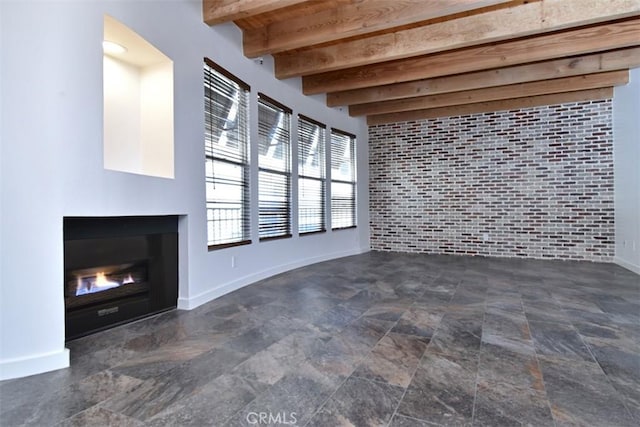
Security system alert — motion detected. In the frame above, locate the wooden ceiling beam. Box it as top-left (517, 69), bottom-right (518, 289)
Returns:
top-left (328, 47), bottom-right (640, 107)
top-left (367, 87), bottom-right (614, 125)
top-left (276, 0), bottom-right (640, 78)
top-left (350, 70), bottom-right (628, 116)
top-left (203, 0), bottom-right (309, 25)
top-left (242, 0), bottom-right (513, 58)
top-left (234, 1), bottom-right (349, 30)
top-left (303, 18), bottom-right (640, 95)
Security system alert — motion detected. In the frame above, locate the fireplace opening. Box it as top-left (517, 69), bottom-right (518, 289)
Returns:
top-left (64, 216), bottom-right (178, 341)
top-left (65, 262), bottom-right (148, 306)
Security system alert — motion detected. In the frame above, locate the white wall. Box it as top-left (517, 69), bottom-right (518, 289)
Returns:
top-left (613, 67), bottom-right (640, 274)
top-left (0, 0), bottom-right (369, 380)
top-left (103, 56), bottom-right (175, 178)
top-left (104, 56), bottom-right (143, 173)
top-left (140, 61), bottom-right (175, 178)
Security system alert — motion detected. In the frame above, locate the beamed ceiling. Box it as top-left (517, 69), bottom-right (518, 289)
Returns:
top-left (203, 0), bottom-right (640, 125)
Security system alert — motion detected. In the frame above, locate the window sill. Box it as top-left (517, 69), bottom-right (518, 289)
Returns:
top-left (299, 229), bottom-right (327, 236)
top-left (208, 239), bottom-right (252, 251)
top-left (259, 234), bottom-right (293, 242)
top-left (332, 226), bottom-right (357, 231)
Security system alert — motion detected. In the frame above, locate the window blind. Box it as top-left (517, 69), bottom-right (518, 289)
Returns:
top-left (204, 58), bottom-right (251, 248)
top-left (258, 94), bottom-right (292, 240)
top-left (298, 115), bottom-right (326, 234)
top-left (330, 128), bottom-right (357, 229)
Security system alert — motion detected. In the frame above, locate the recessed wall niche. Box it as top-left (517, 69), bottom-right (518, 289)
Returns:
top-left (103, 15), bottom-right (174, 179)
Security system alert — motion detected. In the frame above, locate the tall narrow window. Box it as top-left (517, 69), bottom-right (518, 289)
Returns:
top-left (258, 94), bottom-right (292, 240)
top-left (298, 115), bottom-right (326, 235)
top-left (331, 129), bottom-right (357, 229)
top-left (204, 59), bottom-right (251, 248)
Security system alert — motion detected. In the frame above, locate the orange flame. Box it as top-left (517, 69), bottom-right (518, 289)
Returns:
top-left (94, 272), bottom-right (119, 288)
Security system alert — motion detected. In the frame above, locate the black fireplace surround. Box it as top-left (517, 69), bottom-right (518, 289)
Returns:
top-left (64, 216), bottom-right (178, 340)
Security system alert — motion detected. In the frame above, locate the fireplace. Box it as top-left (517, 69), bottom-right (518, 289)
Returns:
top-left (64, 216), bottom-right (178, 340)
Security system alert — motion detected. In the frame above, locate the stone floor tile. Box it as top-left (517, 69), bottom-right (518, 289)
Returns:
top-left (472, 379), bottom-right (554, 427)
top-left (522, 299), bottom-right (572, 324)
top-left (340, 316), bottom-right (395, 349)
top-left (232, 329), bottom-right (326, 386)
top-left (528, 320), bottom-right (595, 362)
top-left (224, 315), bottom-right (302, 355)
top-left (0, 252), bottom-right (637, 427)
top-left (397, 351), bottom-right (477, 426)
top-left (58, 406), bottom-right (145, 427)
top-left (389, 414), bottom-right (435, 427)
top-left (306, 333), bottom-right (366, 379)
top-left (145, 374), bottom-right (267, 426)
top-left (352, 332), bottom-right (429, 388)
top-left (1, 370), bottom-right (141, 426)
top-left (308, 376), bottom-right (404, 426)
top-left (361, 303), bottom-right (408, 323)
top-left (538, 356), bottom-right (637, 426)
top-left (102, 346), bottom-right (250, 421)
top-left (477, 342), bottom-right (544, 391)
top-left (225, 362), bottom-right (341, 427)
top-left (391, 306), bottom-right (443, 339)
top-left (308, 304), bottom-right (365, 335)
top-left (428, 313), bottom-right (483, 359)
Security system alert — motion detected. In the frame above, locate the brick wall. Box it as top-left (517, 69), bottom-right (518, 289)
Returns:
top-left (368, 100), bottom-right (614, 261)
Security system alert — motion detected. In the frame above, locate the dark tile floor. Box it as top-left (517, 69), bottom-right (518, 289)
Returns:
top-left (1, 252), bottom-right (639, 426)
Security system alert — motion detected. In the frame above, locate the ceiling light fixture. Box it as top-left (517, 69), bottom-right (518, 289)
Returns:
top-left (102, 40), bottom-right (127, 55)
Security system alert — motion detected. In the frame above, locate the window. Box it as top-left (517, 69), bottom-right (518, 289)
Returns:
top-left (298, 115), bottom-right (326, 234)
top-left (258, 94), bottom-right (292, 240)
top-left (204, 59), bottom-right (251, 248)
top-left (331, 129), bottom-right (357, 229)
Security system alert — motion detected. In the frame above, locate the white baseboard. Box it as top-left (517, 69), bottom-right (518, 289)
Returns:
top-left (614, 256), bottom-right (640, 275)
top-left (178, 247), bottom-right (368, 310)
top-left (0, 348), bottom-right (70, 381)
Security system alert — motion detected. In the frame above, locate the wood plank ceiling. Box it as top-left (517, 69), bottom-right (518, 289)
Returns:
top-left (204, 0), bottom-right (640, 125)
